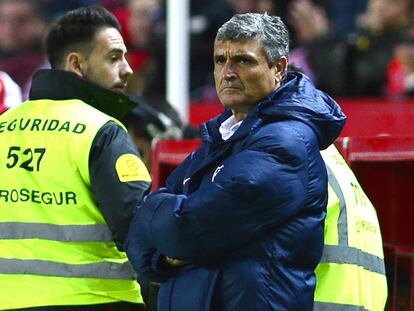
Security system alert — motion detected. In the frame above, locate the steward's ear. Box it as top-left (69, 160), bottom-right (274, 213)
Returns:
top-left (274, 56), bottom-right (288, 84)
top-left (64, 52), bottom-right (86, 77)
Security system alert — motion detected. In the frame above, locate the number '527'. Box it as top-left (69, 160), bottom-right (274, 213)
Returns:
top-left (6, 146), bottom-right (46, 172)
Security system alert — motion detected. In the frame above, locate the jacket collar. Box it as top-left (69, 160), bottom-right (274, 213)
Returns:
top-left (29, 69), bottom-right (136, 119)
top-left (200, 107), bottom-right (262, 146)
top-left (201, 71), bottom-right (346, 149)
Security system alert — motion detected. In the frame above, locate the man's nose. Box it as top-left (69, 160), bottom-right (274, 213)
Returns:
top-left (120, 59), bottom-right (133, 78)
top-left (222, 62), bottom-right (237, 80)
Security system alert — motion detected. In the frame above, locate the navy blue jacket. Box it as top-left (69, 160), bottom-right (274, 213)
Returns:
top-left (125, 72), bottom-right (346, 310)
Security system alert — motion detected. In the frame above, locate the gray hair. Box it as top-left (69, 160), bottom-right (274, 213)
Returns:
top-left (215, 13), bottom-right (289, 65)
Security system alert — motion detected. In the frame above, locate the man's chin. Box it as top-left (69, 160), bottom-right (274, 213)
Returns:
top-left (219, 95), bottom-right (246, 108)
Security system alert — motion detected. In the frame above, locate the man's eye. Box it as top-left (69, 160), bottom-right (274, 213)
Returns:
top-left (215, 57), bottom-right (225, 64)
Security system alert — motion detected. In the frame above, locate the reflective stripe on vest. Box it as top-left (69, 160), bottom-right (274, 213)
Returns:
top-left (322, 165), bottom-right (386, 276)
top-left (314, 302), bottom-right (370, 311)
top-left (0, 258), bottom-right (136, 280)
top-left (320, 245), bottom-right (385, 275)
top-left (0, 222), bottom-right (112, 241)
top-left (326, 165), bottom-right (348, 245)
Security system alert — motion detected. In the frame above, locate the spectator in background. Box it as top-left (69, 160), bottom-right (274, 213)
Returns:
top-left (0, 0), bottom-right (49, 97)
top-left (0, 70), bottom-right (22, 114)
top-left (288, 0), bottom-right (413, 97)
top-left (275, 0), bottom-right (367, 40)
top-left (329, 0), bottom-right (368, 38)
top-left (386, 26), bottom-right (414, 98)
top-left (113, 0), bottom-right (166, 97)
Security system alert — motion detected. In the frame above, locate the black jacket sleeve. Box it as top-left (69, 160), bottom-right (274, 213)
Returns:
top-left (89, 121), bottom-right (151, 250)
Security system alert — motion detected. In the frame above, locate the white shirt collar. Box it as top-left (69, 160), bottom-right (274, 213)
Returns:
top-left (219, 115), bottom-right (243, 140)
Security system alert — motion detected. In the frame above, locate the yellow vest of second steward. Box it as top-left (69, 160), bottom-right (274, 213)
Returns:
top-left (0, 99), bottom-right (143, 309)
top-left (314, 145), bottom-right (387, 311)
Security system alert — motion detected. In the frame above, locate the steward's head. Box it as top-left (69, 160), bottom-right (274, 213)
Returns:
top-left (46, 6), bottom-right (132, 92)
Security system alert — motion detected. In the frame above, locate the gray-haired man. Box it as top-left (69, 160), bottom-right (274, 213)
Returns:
top-left (126, 13), bottom-right (346, 311)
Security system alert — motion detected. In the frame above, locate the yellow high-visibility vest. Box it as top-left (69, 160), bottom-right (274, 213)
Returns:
top-left (315, 145), bottom-right (388, 311)
top-left (0, 99), bottom-right (145, 309)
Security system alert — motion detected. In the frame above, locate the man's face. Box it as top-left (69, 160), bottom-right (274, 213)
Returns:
top-left (81, 27), bottom-right (132, 92)
top-left (214, 39), bottom-right (278, 114)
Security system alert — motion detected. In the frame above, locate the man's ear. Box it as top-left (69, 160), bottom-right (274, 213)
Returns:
top-left (274, 56), bottom-right (288, 84)
top-left (65, 52), bottom-right (85, 77)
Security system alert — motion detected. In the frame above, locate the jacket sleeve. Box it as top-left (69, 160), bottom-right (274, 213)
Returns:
top-left (89, 121), bottom-right (151, 250)
top-left (127, 132), bottom-right (312, 264)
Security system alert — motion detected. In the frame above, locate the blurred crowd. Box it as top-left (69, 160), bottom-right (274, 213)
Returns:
top-left (1, 0), bottom-right (414, 106)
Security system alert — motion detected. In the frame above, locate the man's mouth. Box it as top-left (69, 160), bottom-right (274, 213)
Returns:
top-left (113, 83), bottom-right (126, 91)
top-left (221, 86), bottom-right (241, 91)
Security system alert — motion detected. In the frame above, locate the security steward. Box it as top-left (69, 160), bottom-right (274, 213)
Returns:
top-left (315, 145), bottom-right (388, 311)
top-left (0, 6), bottom-right (150, 311)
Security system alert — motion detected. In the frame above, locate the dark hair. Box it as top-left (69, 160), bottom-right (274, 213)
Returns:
top-left (45, 5), bottom-right (120, 68)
